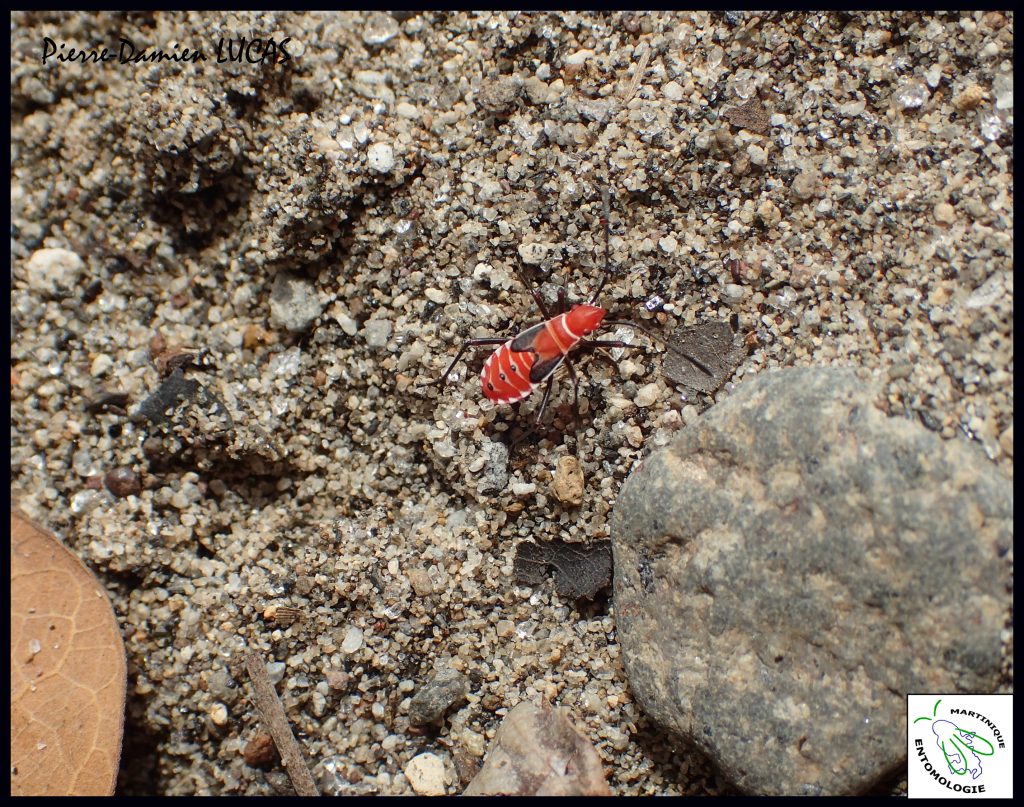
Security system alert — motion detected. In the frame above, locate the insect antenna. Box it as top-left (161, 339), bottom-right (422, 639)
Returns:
top-left (588, 182), bottom-right (614, 305)
top-left (603, 319), bottom-right (715, 378)
top-left (589, 167), bottom-right (714, 381)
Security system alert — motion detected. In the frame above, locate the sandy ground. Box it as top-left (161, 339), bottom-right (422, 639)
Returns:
top-left (10, 11), bottom-right (1012, 795)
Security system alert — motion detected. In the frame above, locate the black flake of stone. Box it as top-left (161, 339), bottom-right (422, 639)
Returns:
top-left (663, 321), bottom-right (746, 394)
top-left (85, 390), bottom-right (131, 415)
top-left (513, 539), bottom-right (612, 600)
top-left (638, 550), bottom-right (655, 594)
top-left (137, 367), bottom-right (226, 426)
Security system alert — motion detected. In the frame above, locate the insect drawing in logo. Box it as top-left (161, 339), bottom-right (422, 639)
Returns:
top-left (908, 695), bottom-right (1011, 797)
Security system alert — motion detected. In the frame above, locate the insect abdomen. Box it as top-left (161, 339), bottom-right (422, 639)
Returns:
top-left (481, 343), bottom-right (537, 404)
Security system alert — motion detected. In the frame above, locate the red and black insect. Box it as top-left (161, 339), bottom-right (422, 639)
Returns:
top-left (424, 187), bottom-right (711, 438)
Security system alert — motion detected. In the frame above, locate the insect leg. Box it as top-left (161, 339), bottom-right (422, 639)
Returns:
top-left (563, 356), bottom-right (581, 440)
top-left (576, 339), bottom-right (646, 376)
top-left (420, 337), bottom-right (508, 388)
top-left (583, 339), bottom-right (645, 350)
top-left (513, 263), bottom-right (553, 319)
top-left (533, 374), bottom-right (556, 430)
top-left (510, 375), bottom-right (555, 450)
top-left (602, 320), bottom-right (714, 377)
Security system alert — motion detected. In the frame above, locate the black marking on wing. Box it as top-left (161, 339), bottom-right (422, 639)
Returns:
top-left (509, 322), bottom-right (546, 353)
top-left (530, 353), bottom-right (565, 384)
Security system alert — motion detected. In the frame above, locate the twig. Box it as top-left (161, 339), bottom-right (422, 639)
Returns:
top-left (598, 43), bottom-right (653, 155)
top-left (244, 650), bottom-right (319, 796)
top-left (621, 43), bottom-right (651, 108)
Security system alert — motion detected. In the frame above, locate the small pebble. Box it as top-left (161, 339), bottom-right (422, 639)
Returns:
top-left (407, 568), bottom-right (433, 597)
top-left (517, 242), bottom-right (549, 265)
top-left (209, 702), bottom-right (229, 727)
top-left (840, 99), bottom-right (866, 116)
top-left (265, 662), bottom-right (286, 685)
top-left (933, 202), bottom-right (956, 224)
top-left (395, 102), bottom-right (419, 119)
top-left (722, 283), bottom-right (746, 303)
top-left (24, 247), bottom-right (84, 293)
top-left (477, 441), bottom-right (509, 494)
top-left (981, 11), bottom-right (1006, 29)
top-left (634, 383), bottom-right (661, 409)
top-left (747, 144), bottom-right (767, 167)
top-left (998, 425), bottom-right (1013, 458)
top-left (207, 670), bottom-right (239, 704)
top-left (662, 80), bottom-right (684, 101)
top-left (70, 489), bottom-right (105, 515)
top-left (342, 625), bottom-right (364, 653)
top-left (104, 467), bottom-right (141, 498)
top-left (363, 319), bottom-right (392, 350)
top-left (477, 77), bottom-right (521, 114)
top-left (269, 272), bottom-right (323, 334)
top-left (953, 84), bottom-right (986, 112)
top-left (757, 199), bottom-right (782, 226)
top-left (495, 619), bottom-right (515, 638)
top-left (552, 456), bottom-right (585, 506)
top-left (243, 731), bottom-right (277, 768)
top-left (325, 669), bottom-right (349, 690)
top-left (790, 170), bottom-right (818, 200)
top-left (461, 730), bottom-right (486, 758)
top-left (242, 324), bottom-right (272, 349)
top-left (362, 11), bottom-right (399, 45)
top-left (405, 752), bottom-right (447, 796)
top-left (367, 142), bottom-right (395, 173)
top-left (894, 80), bottom-right (929, 110)
top-left (409, 668), bottom-right (469, 725)
top-left (90, 353), bottom-right (113, 377)
top-left (564, 48), bottom-right (595, 66)
top-left (625, 424), bottom-right (645, 448)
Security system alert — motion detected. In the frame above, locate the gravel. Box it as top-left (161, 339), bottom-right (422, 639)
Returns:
top-left (11, 10), bottom-right (1012, 797)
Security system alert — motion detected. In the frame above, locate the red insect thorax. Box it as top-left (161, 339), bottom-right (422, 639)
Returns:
top-left (564, 304), bottom-right (607, 338)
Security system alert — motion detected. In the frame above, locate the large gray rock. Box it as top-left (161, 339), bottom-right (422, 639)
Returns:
top-left (612, 367), bottom-right (1012, 795)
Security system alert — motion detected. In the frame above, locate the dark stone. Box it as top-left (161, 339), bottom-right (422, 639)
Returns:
top-left (408, 668), bottom-right (469, 726)
top-left (104, 467), bottom-right (141, 498)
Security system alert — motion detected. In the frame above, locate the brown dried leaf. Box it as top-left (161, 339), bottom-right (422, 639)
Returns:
top-left (663, 321), bottom-right (747, 394)
top-left (10, 510), bottom-right (126, 796)
top-left (513, 539), bottom-right (611, 600)
top-left (723, 97), bottom-right (770, 134)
